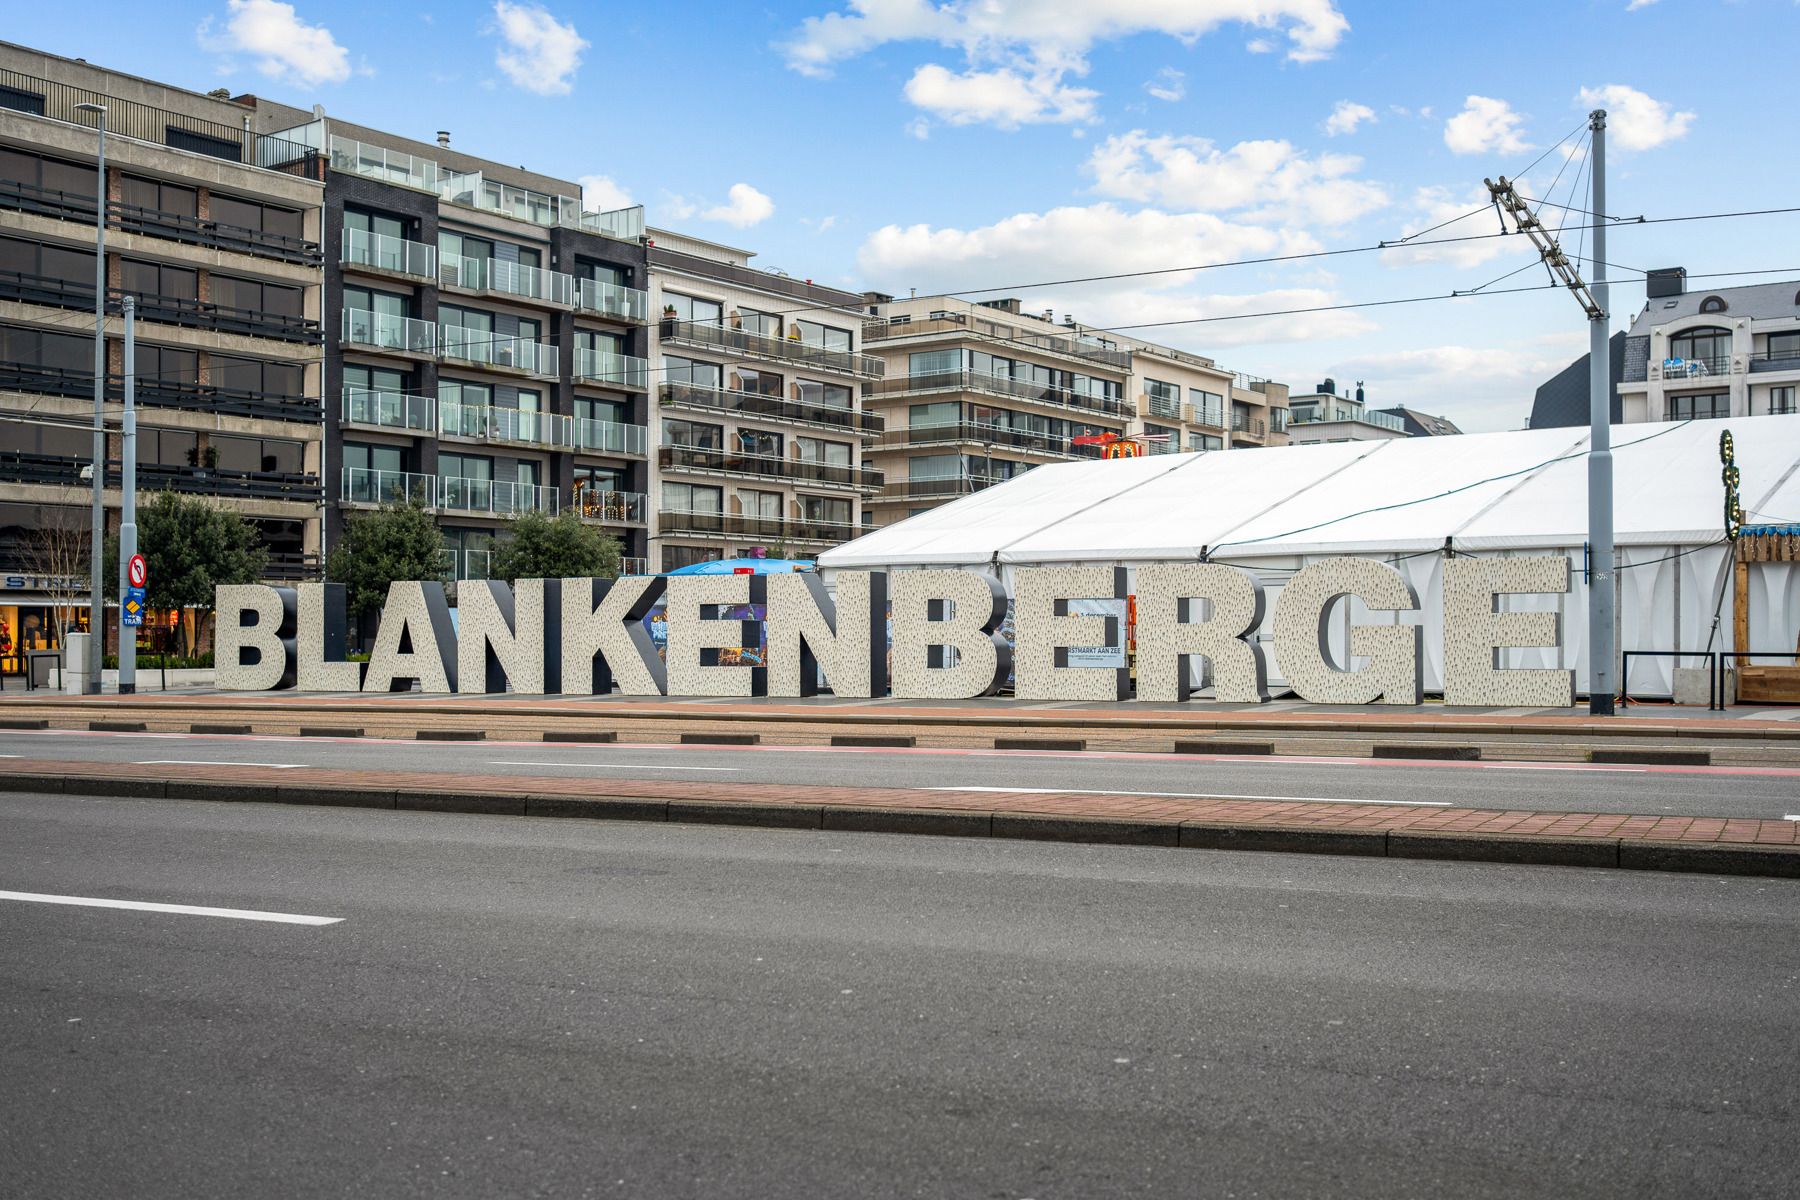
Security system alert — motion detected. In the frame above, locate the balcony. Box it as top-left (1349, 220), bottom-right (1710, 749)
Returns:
top-left (439, 255), bottom-right (575, 307)
top-left (875, 421), bottom-right (1102, 459)
top-left (658, 444), bottom-right (882, 490)
top-left (862, 370), bottom-right (1131, 420)
top-left (656, 510), bottom-right (861, 544)
top-left (438, 475), bottom-right (559, 516)
top-left (574, 418), bottom-right (648, 456)
top-left (438, 400), bottom-right (572, 450)
top-left (1658, 354), bottom-right (1734, 380)
top-left (659, 319), bottom-right (885, 378)
top-left (108, 201), bottom-right (320, 266)
top-left (1232, 414), bottom-right (1268, 439)
top-left (0, 453), bottom-right (320, 501)
top-left (576, 278), bottom-right (650, 323)
top-left (863, 313), bottom-right (1132, 371)
top-left (341, 227), bottom-right (436, 280)
top-left (1, 363), bottom-right (317, 423)
top-left (327, 135), bottom-right (441, 192)
top-left (1185, 401), bottom-right (1225, 429)
top-left (341, 467), bottom-right (435, 507)
top-left (0, 269), bottom-right (95, 311)
top-left (264, 552), bottom-right (324, 582)
top-left (0, 177), bottom-right (98, 223)
top-left (341, 388), bottom-right (433, 432)
top-left (620, 556), bottom-right (650, 576)
top-left (574, 347), bottom-right (650, 390)
top-left (872, 475), bottom-right (996, 503)
top-left (115, 288), bottom-right (320, 344)
top-left (342, 309), bottom-right (438, 356)
top-left (572, 489), bottom-right (646, 524)
top-left (1287, 407), bottom-right (1402, 434)
top-left (438, 327), bottom-right (559, 379)
top-left (1750, 348), bottom-right (1800, 375)
top-left (657, 382), bottom-right (882, 437)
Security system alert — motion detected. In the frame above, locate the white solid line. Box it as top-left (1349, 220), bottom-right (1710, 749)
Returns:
top-left (923, 786), bottom-right (1451, 807)
top-left (0, 890), bottom-right (342, 925)
top-left (487, 761), bottom-right (740, 772)
top-left (1784, 815), bottom-right (1800, 822)
top-left (135, 760), bottom-right (304, 768)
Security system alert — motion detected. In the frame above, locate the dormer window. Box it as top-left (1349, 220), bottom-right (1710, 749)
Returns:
top-left (1698, 295), bottom-right (1728, 314)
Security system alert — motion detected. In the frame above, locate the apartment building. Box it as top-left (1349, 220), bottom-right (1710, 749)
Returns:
top-left (857, 295), bottom-right (1289, 526)
top-left (0, 43), bottom-right (326, 668)
top-left (234, 100), bottom-right (654, 581)
top-left (1533, 272), bottom-right (1800, 429)
top-left (648, 231), bottom-right (884, 569)
top-left (1285, 381), bottom-right (1409, 444)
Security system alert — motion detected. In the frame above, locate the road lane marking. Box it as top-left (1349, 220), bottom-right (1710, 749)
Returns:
top-left (488, 761), bottom-right (741, 772)
top-left (923, 786), bottom-right (1452, 807)
top-left (0, 890), bottom-right (341, 925)
top-left (1785, 815), bottom-right (1800, 821)
top-left (135, 760), bottom-right (304, 768)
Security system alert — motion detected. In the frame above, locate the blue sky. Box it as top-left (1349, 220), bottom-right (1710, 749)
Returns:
top-left (11, 1), bottom-right (1798, 430)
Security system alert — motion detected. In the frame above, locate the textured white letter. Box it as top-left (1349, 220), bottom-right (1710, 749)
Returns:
top-left (363, 581), bottom-right (457, 694)
top-left (1134, 564), bottom-right (1268, 703)
top-left (1442, 557), bottom-right (1574, 707)
top-left (664, 574), bottom-right (767, 698)
top-left (216, 584), bottom-right (294, 690)
top-left (889, 570), bottom-right (1010, 699)
top-left (560, 576), bottom-right (666, 696)
top-left (766, 571), bottom-right (887, 698)
top-left (296, 582), bottom-right (362, 692)
top-left (1013, 566), bottom-right (1129, 701)
top-left (1273, 559), bottom-right (1421, 705)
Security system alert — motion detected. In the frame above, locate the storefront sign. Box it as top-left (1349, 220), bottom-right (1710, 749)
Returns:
top-left (217, 558), bottom-right (1577, 707)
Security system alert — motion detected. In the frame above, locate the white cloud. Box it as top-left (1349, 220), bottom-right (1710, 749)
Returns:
top-left (1085, 131), bottom-right (1389, 227)
top-left (1576, 84), bottom-right (1694, 151)
top-left (1388, 184), bottom-right (1524, 268)
top-left (702, 183), bottom-right (775, 228)
top-left (815, 215), bottom-right (839, 233)
top-left (1321, 335), bottom-right (1587, 431)
top-left (905, 116), bottom-right (932, 139)
top-left (1145, 67), bottom-right (1185, 103)
top-left (1323, 100), bottom-right (1375, 136)
top-left (783, 1), bottom-right (1347, 126)
top-left (903, 63), bottom-right (1097, 127)
top-left (1625, 0), bottom-right (1657, 9)
top-left (1443, 95), bottom-right (1530, 155)
top-left (578, 174), bottom-right (633, 213)
top-left (197, 0), bottom-right (350, 86)
top-left (490, 2), bottom-right (587, 96)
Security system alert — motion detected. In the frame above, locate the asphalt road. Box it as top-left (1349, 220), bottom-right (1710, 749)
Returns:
top-left (5, 728), bottom-right (1800, 818)
top-left (2, 791), bottom-right (1797, 1198)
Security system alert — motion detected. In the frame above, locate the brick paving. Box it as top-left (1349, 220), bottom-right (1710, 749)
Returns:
top-left (3, 757), bottom-right (1795, 848)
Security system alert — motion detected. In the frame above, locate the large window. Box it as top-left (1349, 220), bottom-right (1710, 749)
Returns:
top-left (800, 495), bottom-right (851, 527)
top-left (735, 306), bottom-right (780, 338)
top-left (1669, 327), bottom-right (1731, 372)
top-left (1189, 432), bottom-right (1223, 452)
top-left (664, 545), bottom-right (723, 570)
top-left (120, 174), bottom-right (196, 219)
top-left (211, 193), bottom-right (301, 241)
top-left (794, 319), bottom-right (851, 351)
top-left (909, 349), bottom-right (962, 376)
top-left (796, 379), bottom-right (853, 410)
top-left (0, 323), bottom-right (89, 371)
top-left (1768, 386), bottom-right (1795, 416)
top-left (1768, 332), bottom-right (1800, 362)
top-left (1144, 423), bottom-right (1178, 453)
top-left (119, 258), bottom-right (197, 301)
top-left (1144, 379), bottom-right (1179, 419)
top-left (738, 367), bottom-right (783, 397)
top-left (213, 354), bottom-right (302, 397)
top-left (795, 436), bottom-right (851, 465)
top-left (212, 275), bottom-right (302, 318)
top-left (740, 489), bottom-right (782, 521)
top-left (577, 329), bottom-right (624, 357)
top-left (738, 428), bottom-right (783, 457)
top-left (664, 355), bottom-right (722, 389)
top-left (664, 419), bottom-right (722, 449)
top-left (0, 147), bottom-right (96, 199)
top-left (1667, 391), bottom-right (1729, 420)
top-left (664, 481), bottom-right (722, 512)
top-left (1189, 389), bottom-right (1225, 426)
top-left (210, 434), bottom-right (305, 474)
top-left (0, 236), bottom-right (94, 295)
top-left (345, 207), bottom-right (409, 241)
top-left (665, 293), bottom-right (722, 324)
top-left (345, 284), bottom-right (409, 319)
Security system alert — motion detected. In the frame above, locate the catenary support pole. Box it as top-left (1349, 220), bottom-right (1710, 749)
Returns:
top-left (82, 104), bottom-right (107, 693)
top-left (118, 297), bottom-right (137, 695)
top-left (1587, 109), bottom-right (1614, 715)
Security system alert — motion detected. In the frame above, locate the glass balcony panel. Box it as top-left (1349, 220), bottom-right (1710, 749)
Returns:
top-left (342, 388), bottom-right (432, 431)
top-left (341, 467), bottom-right (435, 506)
top-left (574, 348), bottom-right (650, 390)
top-left (328, 136), bottom-right (439, 191)
top-left (574, 418), bottom-right (648, 456)
top-left (572, 488), bottom-right (647, 523)
top-left (342, 309), bottom-right (437, 354)
top-left (576, 278), bottom-right (650, 322)
top-left (341, 226), bottom-right (436, 278)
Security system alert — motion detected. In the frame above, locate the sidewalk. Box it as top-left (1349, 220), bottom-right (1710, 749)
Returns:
top-left (2, 757), bottom-right (1795, 880)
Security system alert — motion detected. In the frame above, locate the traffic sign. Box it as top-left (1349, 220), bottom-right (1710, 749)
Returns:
top-left (122, 586), bottom-right (146, 627)
top-left (127, 553), bottom-right (147, 589)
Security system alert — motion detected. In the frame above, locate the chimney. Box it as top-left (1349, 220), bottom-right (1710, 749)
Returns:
top-left (1646, 267), bottom-right (1686, 299)
top-left (437, 130), bottom-right (451, 149)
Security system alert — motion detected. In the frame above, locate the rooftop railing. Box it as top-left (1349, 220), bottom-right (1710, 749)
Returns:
top-left (862, 312), bottom-right (1132, 370)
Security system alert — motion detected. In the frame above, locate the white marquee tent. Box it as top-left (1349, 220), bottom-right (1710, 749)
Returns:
top-left (821, 417), bottom-right (1800, 698)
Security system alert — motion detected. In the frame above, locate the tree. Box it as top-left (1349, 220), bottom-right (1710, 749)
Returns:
top-left (489, 510), bottom-right (620, 584)
top-left (21, 498), bottom-right (89, 647)
top-left (325, 502), bottom-right (448, 634)
top-left (106, 491), bottom-right (268, 656)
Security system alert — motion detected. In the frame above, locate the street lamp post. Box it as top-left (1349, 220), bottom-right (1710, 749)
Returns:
top-left (76, 100), bottom-right (107, 694)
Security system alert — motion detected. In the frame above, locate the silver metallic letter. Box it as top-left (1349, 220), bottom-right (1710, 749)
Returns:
top-left (664, 573), bottom-right (767, 697)
top-left (1272, 558), bottom-right (1422, 705)
top-left (457, 579), bottom-right (551, 694)
top-left (362, 581), bottom-right (457, 694)
top-left (560, 575), bottom-right (667, 696)
top-left (1013, 566), bottom-right (1129, 701)
top-left (1442, 557), bottom-right (1574, 707)
top-left (766, 570), bottom-right (887, 698)
top-left (889, 570), bottom-right (1011, 700)
top-left (296, 582), bottom-right (363, 692)
top-left (1134, 564), bottom-right (1269, 703)
top-left (215, 584), bottom-right (295, 691)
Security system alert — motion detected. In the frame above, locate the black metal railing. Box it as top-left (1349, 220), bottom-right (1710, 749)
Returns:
top-left (110, 288), bottom-right (321, 344)
top-left (109, 200), bottom-right (321, 266)
top-left (0, 362), bottom-right (95, 400)
top-left (0, 269), bottom-right (95, 311)
top-left (0, 177), bottom-right (99, 222)
top-left (0, 363), bottom-right (317, 423)
top-left (0, 453), bottom-right (320, 502)
top-left (876, 421), bottom-right (1105, 457)
top-left (657, 444), bottom-right (882, 489)
top-left (262, 552), bottom-right (323, 582)
top-left (659, 318), bottom-right (885, 378)
top-left (657, 382), bottom-right (883, 435)
top-left (655, 510), bottom-right (861, 543)
top-left (1620, 650), bottom-right (1720, 711)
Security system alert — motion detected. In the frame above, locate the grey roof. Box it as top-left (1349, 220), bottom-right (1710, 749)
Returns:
top-left (1374, 407), bottom-right (1463, 437)
top-left (1530, 331), bottom-right (1626, 429)
top-left (1627, 279), bottom-right (1800, 336)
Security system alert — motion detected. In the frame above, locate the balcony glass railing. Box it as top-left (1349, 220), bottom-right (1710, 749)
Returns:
top-left (438, 327), bottom-right (559, 377)
top-left (878, 421), bottom-right (1104, 458)
top-left (341, 467), bottom-right (435, 507)
top-left (574, 418), bottom-right (648, 456)
top-left (342, 388), bottom-right (433, 432)
top-left (438, 475), bottom-right (560, 516)
top-left (658, 382), bottom-right (882, 435)
top-left (439, 254), bottom-right (575, 306)
top-left (576, 278), bottom-right (650, 322)
top-left (660, 320), bottom-right (884, 378)
top-left (437, 401), bottom-right (571, 448)
top-left (572, 489), bottom-right (647, 524)
top-left (574, 347), bottom-right (650, 390)
top-left (658, 444), bottom-right (881, 489)
top-left (342, 309), bottom-right (437, 355)
top-left (342, 226), bottom-right (436, 279)
top-left (620, 556), bottom-right (650, 576)
top-left (329, 135), bottom-right (440, 191)
top-left (863, 370), bottom-right (1130, 419)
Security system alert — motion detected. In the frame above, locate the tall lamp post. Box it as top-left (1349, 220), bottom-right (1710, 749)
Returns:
top-left (75, 100), bottom-right (107, 694)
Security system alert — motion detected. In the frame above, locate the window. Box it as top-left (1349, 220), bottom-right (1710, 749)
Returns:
top-left (0, 323), bottom-right (89, 371)
top-left (740, 489), bottom-right (782, 522)
top-left (439, 379), bottom-right (493, 436)
top-left (910, 401), bottom-right (959, 428)
top-left (1189, 389), bottom-right (1224, 427)
top-left (795, 437), bottom-right (851, 465)
top-left (795, 380), bottom-right (852, 410)
top-left (1271, 408), bottom-right (1290, 432)
top-left (664, 419), bottom-right (722, 449)
top-left (345, 208), bottom-right (409, 241)
top-left (908, 454), bottom-right (959, 480)
top-left (577, 329), bottom-right (624, 357)
top-left (737, 367), bottom-right (783, 397)
top-left (576, 396), bottom-right (627, 425)
top-left (665, 293), bottom-right (722, 324)
top-left (211, 434), bottom-right (304, 474)
top-left (442, 528), bottom-right (494, 581)
top-left (909, 349), bottom-right (962, 377)
top-left (119, 174), bottom-right (197, 218)
top-left (794, 319), bottom-right (851, 351)
top-left (0, 235), bottom-right (94, 287)
top-left (119, 258), bottom-right (197, 301)
top-left (212, 275), bottom-right (302, 318)
top-left (1768, 332), bottom-right (1800, 361)
top-left (1189, 432), bottom-right (1223, 452)
top-left (164, 127), bottom-right (239, 162)
top-left (1669, 327), bottom-right (1731, 372)
top-left (664, 482), bottom-right (722, 513)
top-left (664, 545), bottom-right (723, 570)
top-left (438, 304), bottom-right (494, 359)
top-left (212, 354), bottom-right (302, 397)
top-left (344, 284), bottom-right (410, 319)
top-left (342, 443), bottom-right (405, 474)
top-left (738, 428), bottom-right (782, 457)
top-left (1770, 386), bottom-right (1796, 416)
top-left (343, 362), bottom-right (408, 396)
top-left (135, 344), bottom-right (197, 393)
top-left (0, 84), bottom-right (47, 116)
top-left (576, 260), bottom-right (630, 288)
top-left (439, 452), bottom-right (492, 481)
top-left (1144, 423), bottom-right (1178, 453)
top-left (1144, 379), bottom-right (1179, 419)
top-left (800, 495), bottom-right (851, 527)
top-left (1666, 391), bottom-right (1729, 420)
top-left (0, 147), bottom-right (96, 199)
top-left (735, 307), bottom-right (780, 338)
top-left (1698, 295), bottom-right (1728, 314)
top-left (664, 355), bottom-right (721, 389)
